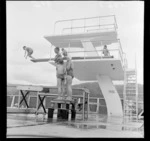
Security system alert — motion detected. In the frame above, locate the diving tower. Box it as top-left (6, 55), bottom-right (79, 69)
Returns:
top-left (31, 15), bottom-right (127, 117)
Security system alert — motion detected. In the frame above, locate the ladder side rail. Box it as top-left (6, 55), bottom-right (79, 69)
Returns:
top-left (123, 68), bottom-right (127, 117)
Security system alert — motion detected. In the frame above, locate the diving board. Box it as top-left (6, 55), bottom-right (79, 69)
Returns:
top-left (31, 56), bottom-right (114, 63)
top-left (31, 58), bottom-right (51, 63)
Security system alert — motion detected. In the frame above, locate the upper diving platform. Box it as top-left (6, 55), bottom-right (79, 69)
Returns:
top-left (44, 15), bottom-right (118, 47)
top-left (44, 32), bottom-right (118, 48)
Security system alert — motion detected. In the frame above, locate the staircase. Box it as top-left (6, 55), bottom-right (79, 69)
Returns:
top-left (123, 69), bottom-right (138, 119)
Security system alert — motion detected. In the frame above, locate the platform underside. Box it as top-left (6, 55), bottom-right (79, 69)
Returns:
top-left (48, 59), bottom-right (124, 81)
top-left (44, 31), bottom-right (117, 48)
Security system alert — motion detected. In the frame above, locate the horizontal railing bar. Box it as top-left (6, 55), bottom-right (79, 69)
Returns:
top-left (63, 24), bottom-right (115, 30)
top-left (86, 28), bottom-right (115, 32)
top-left (55, 15), bottom-right (115, 24)
top-left (68, 48), bottom-right (122, 53)
top-left (62, 27), bottom-right (116, 34)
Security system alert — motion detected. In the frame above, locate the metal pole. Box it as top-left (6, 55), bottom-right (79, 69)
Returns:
top-left (53, 21), bottom-right (57, 35)
top-left (11, 96), bottom-right (15, 108)
top-left (96, 98), bottom-right (99, 113)
top-left (68, 42), bottom-right (70, 53)
top-left (114, 15), bottom-right (118, 29)
top-left (50, 45), bottom-right (53, 60)
top-left (71, 20), bottom-right (73, 34)
top-left (27, 94), bottom-right (30, 109)
top-left (99, 16), bottom-right (100, 29)
top-left (123, 68), bottom-right (126, 117)
top-left (18, 90), bottom-right (21, 108)
top-left (83, 91), bottom-right (85, 120)
top-left (84, 17), bottom-right (86, 32)
top-left (84, 41), bottom-right (85, 59)
top-left (87, 92), bottom-right (89, 119)
top-left (36, 92), bottom-right (39, 115)
top-left (135, 54), bottom-right (138, 120)
top-left (43, 96), bottom-right (46, 120)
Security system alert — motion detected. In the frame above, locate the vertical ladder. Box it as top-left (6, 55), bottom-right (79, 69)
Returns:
top-left (123, 69), bottom-right (138, 119)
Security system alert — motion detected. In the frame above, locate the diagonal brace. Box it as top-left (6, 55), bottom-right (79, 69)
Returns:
top-left (38, 95), bottom-right (46, 114)
top-left (19, 90), bottom-right (29, 108)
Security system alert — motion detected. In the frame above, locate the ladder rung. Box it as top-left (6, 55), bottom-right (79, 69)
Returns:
top-left (126, 89), bottom-right (136, 90)
top-left (126, 83), bottom-right (136, 85)
top-left (127, 81), bottom-right (136, 83)
top-left (124, 113), bottom-right (137, 115)
top-left (124, 109), bottom-right (134, 111)
top-left (126, 71), bottom-right (136, 73)
top-left (124, 100), bottom-right (137, 102)
top-left (126, 92), bottom-right (136, 96)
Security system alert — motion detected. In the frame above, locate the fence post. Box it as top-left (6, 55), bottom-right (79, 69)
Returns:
top-left (10, 95), bottom-right (15, 107)
top-left (96, 98), bottom-right (99, 113)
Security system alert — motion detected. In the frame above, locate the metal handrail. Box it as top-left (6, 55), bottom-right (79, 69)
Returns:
top-left (62, 25), bottom-right (116, 34)
top-left (67, 48), bottom-right (121, 53)
top-left (62, 24), bottom-right (116, 30)
top-left (86, 27), bottom-right (115, 32)
top-left (54, 15), bottom-right (117, 35)
top-left (55, 15), bottom-right (115, 25)
top-left (68, 48), bottom-right (124, 63)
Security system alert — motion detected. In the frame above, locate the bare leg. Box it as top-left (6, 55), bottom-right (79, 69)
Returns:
top-left (61, 80), bottom-right (66, 96)
top-left (66, 75), bottom-right (72, 100)
top-left (57, 78), bottom-right (62, 96)
top-left (29, 55), bottom-right (35, 59)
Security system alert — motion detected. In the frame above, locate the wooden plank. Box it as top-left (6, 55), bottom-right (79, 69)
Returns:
top-left (7, 107), bottom-right (37, 114)
top-left (16, 86), bottom-right (43, 91)
top-left (51, 99), bottom-right (74, 104)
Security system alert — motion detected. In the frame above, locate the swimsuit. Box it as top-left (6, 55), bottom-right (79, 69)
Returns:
top-left (26, 48), bottom-right (33, 55)
top-left (57, 74), bottom-right (65, 81)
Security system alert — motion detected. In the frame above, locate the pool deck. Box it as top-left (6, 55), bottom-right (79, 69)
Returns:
top-left (7, 114), bottom-right (144, 138)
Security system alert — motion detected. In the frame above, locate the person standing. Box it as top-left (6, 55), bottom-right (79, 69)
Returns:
top-left (53, 47), bottom-right (66, 100)
top-left (102, 45), bottom-right (110, 57)
top-left (62, 50), bottom-right (74, 101)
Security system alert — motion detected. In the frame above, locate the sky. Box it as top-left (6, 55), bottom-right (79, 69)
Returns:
top-left (7, 1), bottom-right (144, 86)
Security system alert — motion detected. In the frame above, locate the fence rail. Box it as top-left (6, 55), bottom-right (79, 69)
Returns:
top-left (7, 94), bottom-right (143, 114)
